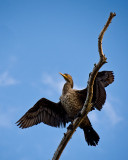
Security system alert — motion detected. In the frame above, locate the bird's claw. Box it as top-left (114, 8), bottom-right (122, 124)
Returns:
top-left (74, 111), bottom-right (82, 119)
top-left (91, 106), bottom-right (95, 111)
top-left (67, 123), bottom-right (73, 130)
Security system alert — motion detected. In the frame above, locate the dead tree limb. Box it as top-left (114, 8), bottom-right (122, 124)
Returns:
top-left (52, 12), bottom-right (116, 160)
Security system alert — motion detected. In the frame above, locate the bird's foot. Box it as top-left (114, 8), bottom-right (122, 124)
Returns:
top-left (91, 106), bottom-right (95, 111)
top-left (74, 111), bottom-right (82, 119)
top-left (67, 123), bottom-right (73, 130)
top-left (64, 133), bottom-right (66, 137)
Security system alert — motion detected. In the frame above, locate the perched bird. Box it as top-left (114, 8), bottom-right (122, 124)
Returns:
top-left (16, 71), bottom-right (114, 146)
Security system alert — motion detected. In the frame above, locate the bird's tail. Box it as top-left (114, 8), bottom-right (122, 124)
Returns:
top-left (83, 126), bottom-right (100, 146)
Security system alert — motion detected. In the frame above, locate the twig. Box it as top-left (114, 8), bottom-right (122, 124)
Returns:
top-left (52, 12), bottom-right (116, 160)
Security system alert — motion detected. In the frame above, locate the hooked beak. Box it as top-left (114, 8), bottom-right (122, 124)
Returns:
top-left (59, 72), bottom-right (67, 79)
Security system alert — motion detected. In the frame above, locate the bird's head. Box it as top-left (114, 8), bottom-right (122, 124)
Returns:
top-left (59, 73), bottom-right (73, 88)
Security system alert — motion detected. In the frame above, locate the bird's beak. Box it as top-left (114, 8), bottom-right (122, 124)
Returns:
top-left (59, 72), bottom-right (67, 79)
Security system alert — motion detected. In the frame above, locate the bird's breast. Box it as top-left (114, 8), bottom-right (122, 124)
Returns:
top-left (60, 91), bottom-right (82, 118)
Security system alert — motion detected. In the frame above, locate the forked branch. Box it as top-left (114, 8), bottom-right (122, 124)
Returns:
top-left (52, 12), bottom-right (116, 160)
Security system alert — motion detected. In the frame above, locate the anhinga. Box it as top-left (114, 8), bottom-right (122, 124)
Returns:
top-left (16, 71), bottom-right (114, 146)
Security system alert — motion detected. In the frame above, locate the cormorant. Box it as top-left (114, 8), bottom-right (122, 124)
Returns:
top-left (16, 71), bottom-right (114, 146)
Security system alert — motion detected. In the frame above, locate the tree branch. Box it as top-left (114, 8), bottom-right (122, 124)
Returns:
top-left (52, 12), bottom-right (116, 160)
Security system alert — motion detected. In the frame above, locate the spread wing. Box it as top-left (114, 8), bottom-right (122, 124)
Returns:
top-left (76, 71), bottom-right (114, 111)
top-left (76, 83), bottom-right (106, 111)
top-left (92, 71), bottom-right (114, 110)
top-left (16, 98), bottom-right (69, 129)
top-left (96, 71), bottom-right (114, 87)
top-left (92, 80), bottom-right (106, 110)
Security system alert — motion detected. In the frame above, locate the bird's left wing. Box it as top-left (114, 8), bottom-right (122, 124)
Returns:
top-left (16, 98), bottom-right (69, 129)
top-left (76, 81), bottom-right (106, 111)
top-left (76, 71), bottom-right (114, 111)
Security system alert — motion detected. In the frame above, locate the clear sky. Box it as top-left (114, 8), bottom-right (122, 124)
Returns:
top-left (0, 0), bottom-right (128, 160)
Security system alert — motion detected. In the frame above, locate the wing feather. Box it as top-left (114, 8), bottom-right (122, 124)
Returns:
top-left (92, 80), bottom-right (106, 110)
top-left (76, 71), bottom-right (114, 111)
top-left (97, 71), bottom-right (114, 87)
top-left (16, 98), bottom-right (69, 129)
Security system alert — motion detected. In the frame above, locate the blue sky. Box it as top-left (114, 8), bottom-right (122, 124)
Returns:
top-left (0, 0), bottom-right (128, 160)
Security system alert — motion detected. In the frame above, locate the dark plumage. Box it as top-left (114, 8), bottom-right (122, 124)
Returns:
top-left (16, 71), bottom-right (114, 146)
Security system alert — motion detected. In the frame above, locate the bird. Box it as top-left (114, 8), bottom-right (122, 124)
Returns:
top-left (16, 71), bottom-right (114, 146)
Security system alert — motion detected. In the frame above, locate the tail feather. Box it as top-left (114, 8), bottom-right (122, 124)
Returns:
top-left (83, 126), bottom-right (100, 146)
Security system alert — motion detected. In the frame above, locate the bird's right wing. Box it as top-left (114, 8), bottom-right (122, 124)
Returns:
top-left (16, 98), bottom-right (69, 129)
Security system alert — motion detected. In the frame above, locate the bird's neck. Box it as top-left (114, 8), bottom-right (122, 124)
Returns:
top-left (62, 82), bottom-right (73, 95)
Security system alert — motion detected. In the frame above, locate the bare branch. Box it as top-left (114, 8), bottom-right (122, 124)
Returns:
top-left (52, 12), bottom-right (116, 160)
top-left (98, 12), bottom-right (116, 59)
